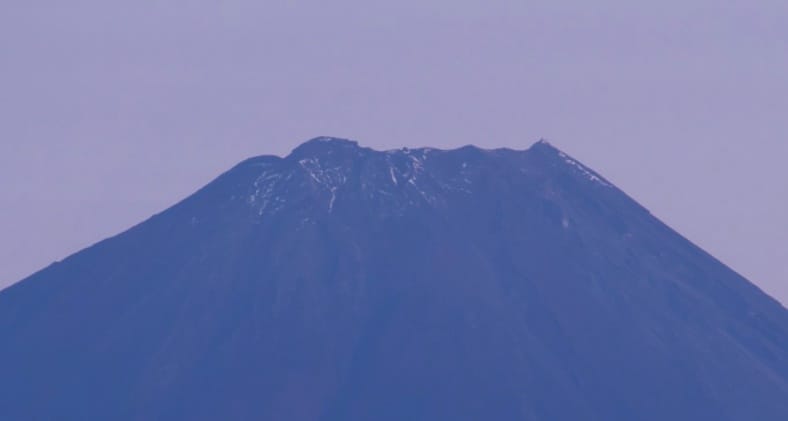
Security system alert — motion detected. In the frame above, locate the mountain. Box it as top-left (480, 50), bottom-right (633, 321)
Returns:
top-left (2, 137), bottom-right (788, 420)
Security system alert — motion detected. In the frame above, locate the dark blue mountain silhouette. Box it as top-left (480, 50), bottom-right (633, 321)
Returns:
top-left (2, 138), bottom-right (787, 420)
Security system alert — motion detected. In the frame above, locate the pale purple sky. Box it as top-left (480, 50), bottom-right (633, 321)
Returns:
top-left (2, 1), bottom-right (787, 303)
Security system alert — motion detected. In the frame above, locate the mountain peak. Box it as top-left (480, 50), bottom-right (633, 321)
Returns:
top-left (3, 136), bottom-right (788, 420)
top-left (529, 138), bottom-right (561, 153)
top-left (526, 139), bottom-right (613, 187)
top-left (289, 137), bottom-right (562, 161)
top-left (234, 138), bottom-right (617, 219)
top-left (289, 136), bottom-right (363, 158)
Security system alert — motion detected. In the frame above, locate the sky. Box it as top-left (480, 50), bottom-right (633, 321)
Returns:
top-left (1, 0), bottom-right (787, 303)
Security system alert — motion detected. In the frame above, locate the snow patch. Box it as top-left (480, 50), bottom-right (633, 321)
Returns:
top-left (557, 152), bottom-right (612, 187)
top-left (248, 170), bottom-right (286, 215)
top-left (328, 187), bottom-right (338, 212)
top-left (298, 157), bottom-right (350, 212)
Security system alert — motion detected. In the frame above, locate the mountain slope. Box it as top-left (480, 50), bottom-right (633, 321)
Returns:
top-left (1, 137), bottom-right (787, 420)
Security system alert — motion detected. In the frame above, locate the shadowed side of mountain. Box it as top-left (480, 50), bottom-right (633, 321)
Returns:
top-left (1, 138), bottom-right (787, 420)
